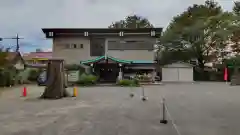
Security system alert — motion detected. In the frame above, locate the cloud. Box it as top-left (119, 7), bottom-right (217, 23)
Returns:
top-left (44, 48), bottom-right (52, 52)
top-left (0, 0), bottom-right (234, 52)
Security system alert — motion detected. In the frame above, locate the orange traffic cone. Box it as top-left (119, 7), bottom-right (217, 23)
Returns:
top-left (22, 86), bottom-right (27, 97)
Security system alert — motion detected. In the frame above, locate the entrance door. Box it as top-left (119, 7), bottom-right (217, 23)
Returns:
top-left (100, 68), bottom-right (115, 82)
top-left (96, 64), bottom-right (119, 82)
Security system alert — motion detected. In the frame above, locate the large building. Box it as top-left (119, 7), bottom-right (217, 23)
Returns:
top-left (42, 28), bottom-right (162, 82)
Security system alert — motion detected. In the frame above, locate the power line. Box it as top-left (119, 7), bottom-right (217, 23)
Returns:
top-left (1, 34), bottom-right (24, 52)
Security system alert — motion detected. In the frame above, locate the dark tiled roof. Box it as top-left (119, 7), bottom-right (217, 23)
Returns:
top-left (6, 52), bottom-right (18, 61)
top-left (23, 52), bottom-right (52, 60)
top-left (5, 52), bottom-right (25, 66)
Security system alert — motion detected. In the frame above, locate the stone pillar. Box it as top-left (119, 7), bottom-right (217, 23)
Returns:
top-left (118, 63), bottom-right (123, 80)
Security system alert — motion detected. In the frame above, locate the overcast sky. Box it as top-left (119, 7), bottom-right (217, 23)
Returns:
top-left (0, 0), bottom-right (235, 53)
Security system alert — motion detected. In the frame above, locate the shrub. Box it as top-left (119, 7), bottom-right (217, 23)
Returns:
top-left (28, 69), bottom-right (41, 82)
top-left (65, 64), bottom-right (85, 73)
top-left (134, 74), bottom-right (152, 82)
top-left (0, 68), bottom-right (16, 87)
top-left (132, 78), bottom-right (140, 85)
top-left (116, 79), bottom-right (140, 87)
top-left (77, 73), bottom-right (98, 86)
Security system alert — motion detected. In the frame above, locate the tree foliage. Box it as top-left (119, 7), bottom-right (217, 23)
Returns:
top-left (205, 12), bottom-right (237, 61)
top-left (233, 1), bottom-right (240, 16)
top-left (159, 0), bottom-right (226, 68)
top-left (224, 55), bottom-right (240, 67)
top-left (0, 47), bottom-right (18, 87)
top-left (228, 4), bottom-right (240, 54)
top-left (0, 47), bottom-right (10, 67)
top-left (108, 14), bottom-right (153, 28)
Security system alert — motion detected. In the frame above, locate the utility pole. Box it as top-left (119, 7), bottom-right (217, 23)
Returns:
top-left (1, 34), bottom-right (23, 52)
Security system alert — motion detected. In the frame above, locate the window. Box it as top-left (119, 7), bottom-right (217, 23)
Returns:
top-left (73, 44), bottom-right (77, 48)
top-left (65, 43), bottom-right (84, 49)
top-left (80, 44), bottom-right (83, 48)
top-left (72, 44), bottom-right (83, 49)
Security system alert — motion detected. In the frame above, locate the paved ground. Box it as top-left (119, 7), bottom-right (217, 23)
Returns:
top-left (0, 83), bottom-right (240, 135)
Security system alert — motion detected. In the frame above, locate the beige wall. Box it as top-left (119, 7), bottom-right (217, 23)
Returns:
top-left (53, 37), bottom-right (96, 64)
top-left (52, 36), bottom-right (155, 64)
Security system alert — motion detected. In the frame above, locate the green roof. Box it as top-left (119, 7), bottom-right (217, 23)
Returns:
top-left (107, 56), bottom-right (132, 64)
top-left (80, 55), bottom-right (132, 64)
top-left (132, 60), bottom-right (155, 64)
top-left (80, 56), bottom-right (105, 64)
top-left (80, 55), bottom-right (155, 64)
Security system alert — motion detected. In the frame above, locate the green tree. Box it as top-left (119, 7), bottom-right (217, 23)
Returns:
top-left (230, 22), bottom-right (240, 54)
top-left (160, 0), bottom-right (223, 69)
top-left (0, 47), bottom-right (10, 67)
top-left (205, 12), bottom-right (235, 62)
top-left (224, 55), bottom-right (240, 67)
top-left (233, 1), bottom-right (240, 16)
top-left (229, 3), bottom-right (240, 54)
top-left (108, 15), bottom-right (153, 28)
top-left (0, 47), bottom-right (14, 87)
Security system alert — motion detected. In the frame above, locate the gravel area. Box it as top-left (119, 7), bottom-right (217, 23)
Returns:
top-left (0, 83), bottom-right (239, 135)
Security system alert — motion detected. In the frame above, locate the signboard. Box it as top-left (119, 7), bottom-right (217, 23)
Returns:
top-left (68, 71), bottom-right (79, 82)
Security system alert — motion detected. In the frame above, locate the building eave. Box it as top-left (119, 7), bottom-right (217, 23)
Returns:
top-left (42, 28), bottom-right (163, 38)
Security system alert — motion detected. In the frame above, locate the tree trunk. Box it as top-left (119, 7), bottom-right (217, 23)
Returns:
top-left (40, 60), bottom-right (70, 99)
top-left (197, 59), bottom-right (205, 70)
